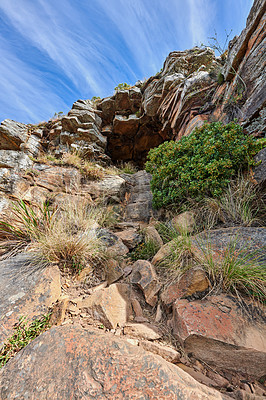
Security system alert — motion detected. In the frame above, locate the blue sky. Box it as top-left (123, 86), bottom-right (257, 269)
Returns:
top-left (0, 0), bottom-right (253, 124)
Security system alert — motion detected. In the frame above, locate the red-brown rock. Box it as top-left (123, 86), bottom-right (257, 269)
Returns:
top-left (0, 324), bottom-right (231, 399)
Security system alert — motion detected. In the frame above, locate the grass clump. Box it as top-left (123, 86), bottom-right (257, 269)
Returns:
top-left (0, 314), bottom-right (51, 368)
top-left (145, 121), bottom-right (262, 208)
top-left (197, 238), bottom-right (266, 302)
top-left (62, 152), bottom-right (105, 180)
top-left (0, 199), bottom-right (109, 273)
top-left (130, 238), bottom-right (160, 262)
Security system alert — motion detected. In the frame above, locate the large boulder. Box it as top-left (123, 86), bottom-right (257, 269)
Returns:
top-left (171, 294), bottom-right (266, 379)
top-left (0, 253), bottom-right (61, 346)
top-left (0, 324), bottom-right (231, 399)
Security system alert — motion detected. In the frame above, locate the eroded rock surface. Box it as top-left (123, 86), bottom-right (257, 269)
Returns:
top-left (0, 253), bottom-right (61, 346)
top-left (0, 324), bottom-right (231, 400)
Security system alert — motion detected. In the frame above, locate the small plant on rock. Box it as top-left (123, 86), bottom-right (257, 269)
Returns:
top-left (114, 82), bottom-right (131, 91)
top-left (0, 313), bottom-right (51, 368)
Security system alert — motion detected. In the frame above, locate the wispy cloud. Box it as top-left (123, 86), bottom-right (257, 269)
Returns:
top-left (187, 0), bottom-right (214, 45)
top-left (0, 0), bottom-right (251, 124)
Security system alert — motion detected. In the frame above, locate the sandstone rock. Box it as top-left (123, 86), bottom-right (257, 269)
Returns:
top-left (99, 97), bottom-right (115, 124)
top-left (0, 119), bottom-right (28, 150)
top-left (84, 174), bottom-right (126, 200)
top-left (97, 229), bottom-right (129, 257)
top-left (0, 253), bottom-right (61, 346)
top-left (33, 165), bottom-right (81, 192)
top-left (131, 260), bottom-right (161, 306)
top-left (172, 294), bottom-right (266, 378)
top-left (124, 322), bottom-right (162, 340)
top-left (116, 228), bottom-right (142, 249)
top-left (152, 240), bottom-right (174, 264)
top-left (125, 171), bottom-right (154, 222)
top-left (0, 150), bottom-right (33, 170)
top-left (105, 258), bottom-right (124, 285)
top-left (140, 340), bottom-right (181, 363)
top-left (113, 114), bottom-right (140, 137)
top-left (223, 0), bottom-right (265, 122)
top-left (145, 225), bottom-right (164, 247)
top-left (172, 211), bottom-right (196, 233)
top-left (191, 227), bottom-right (266, 265)
top-left (21, 134), bottom-right (41, 157)
top-left (115, 89), bottom-right (131, 112)
top-left (77, 283), bottom-right (132, 329)
top-left (161, 267), bottom-right (209, 306)
top-left (0, 324), bottom-right (230, 399)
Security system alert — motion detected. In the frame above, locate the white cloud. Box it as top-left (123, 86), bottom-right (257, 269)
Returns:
top-left (187, 0), bottom-right (214, 45)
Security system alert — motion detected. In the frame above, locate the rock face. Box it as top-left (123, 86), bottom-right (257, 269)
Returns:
top-left (0, 253), bottom-right (61, 346)
top-left (0, 324), bottom-right (230, 400)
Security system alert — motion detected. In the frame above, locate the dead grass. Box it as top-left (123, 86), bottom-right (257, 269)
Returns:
top-left (0, 199), bottom-right (110, 273)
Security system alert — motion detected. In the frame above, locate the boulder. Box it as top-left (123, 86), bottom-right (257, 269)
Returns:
top-left (0, 119), bottom-right (28, 150)
top-left (171, 294), bottom-right (266, 379)
top-left (76, 283), bottom-right (132, 329)
top-left (172, 211), bottom-right (196, 234)
top-left (0, 253), bottom-right (61, 346)
top-left (145, 225), bottom-right (164, 247)
top-left (131, 260), bottom-right (161, 306)
top-left (84, 175), bottom-right (126, 201)
top-left (97, 229), bottom-right (129, 257)
top-left (191, 227), bottom-right (266, 265)
top-left (0, 324), bottom-right (230, 399)
top-left (152, 240), bottom-right (174, 264)
top-left (161, 267), bottom-right (209, 306)
top-left (116, 228), bottom-right (142, 249)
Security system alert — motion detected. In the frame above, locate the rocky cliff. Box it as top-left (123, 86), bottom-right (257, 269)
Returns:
top-left (0, 1), bottom-right (265, 399)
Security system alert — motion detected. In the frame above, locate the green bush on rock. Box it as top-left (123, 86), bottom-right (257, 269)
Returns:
top-left (145, 122), bottom-right (261, 209)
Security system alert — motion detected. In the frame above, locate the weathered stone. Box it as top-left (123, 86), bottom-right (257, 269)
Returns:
top-left (0, 324), bottom-right (230, 399)
top-left (161, 267), bottom-right (209, 306)
top-left (33, 165), bottom-right (81, 192)
top-left (124, 322), bottom-right (162, 340)
top-left (0, 119), bottom-right (28, 150)
top-left (145, 225), bottom-right (164, 247)
top-left (172, 294), bottom-right (266, 378)
top-left (105, 258), bottom-right (124, 285)
top-left (115, 90), bottom-right (131, 112)
top-left (172, 211), bottom-right (196, 233)
top-left (140, 340), bottom-right (181, 363)
top-left (84, 175), bottom-right (126, 200)
top-left (99, 97), bottom-right (115, 124)
top-left (152, 240), bottom-right (174, 265)
top-left (50, 297), bottom-right (69, 326)
top-left (191, 227), bottom-right (266, 265)
top-left (77, 283), bottom-right (132, 329)
top-left (0, 150), bottom-right (33, 170)
top-left (131, 260), bottom-right (161, 306)
top-left (97, 229), bottom-right (129, 257)
top-left (116, 228), bottom-right (142, 249)
top-left (0, 253), bottom-right (61, 346)
top-left (125, 171), bottom-right (154, 222)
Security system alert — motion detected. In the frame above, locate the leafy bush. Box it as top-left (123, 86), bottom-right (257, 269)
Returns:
top-left (145, 122), bottom-right (261, 208)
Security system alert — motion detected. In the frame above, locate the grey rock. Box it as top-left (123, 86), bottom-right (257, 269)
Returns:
top-left (0, 119), bottom-right (28, 150)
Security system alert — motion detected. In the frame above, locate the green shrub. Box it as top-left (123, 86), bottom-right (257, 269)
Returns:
top-left (145, 122), bottom-right (261, 208)
top-left (114, 82), bottom-right (131, 91)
